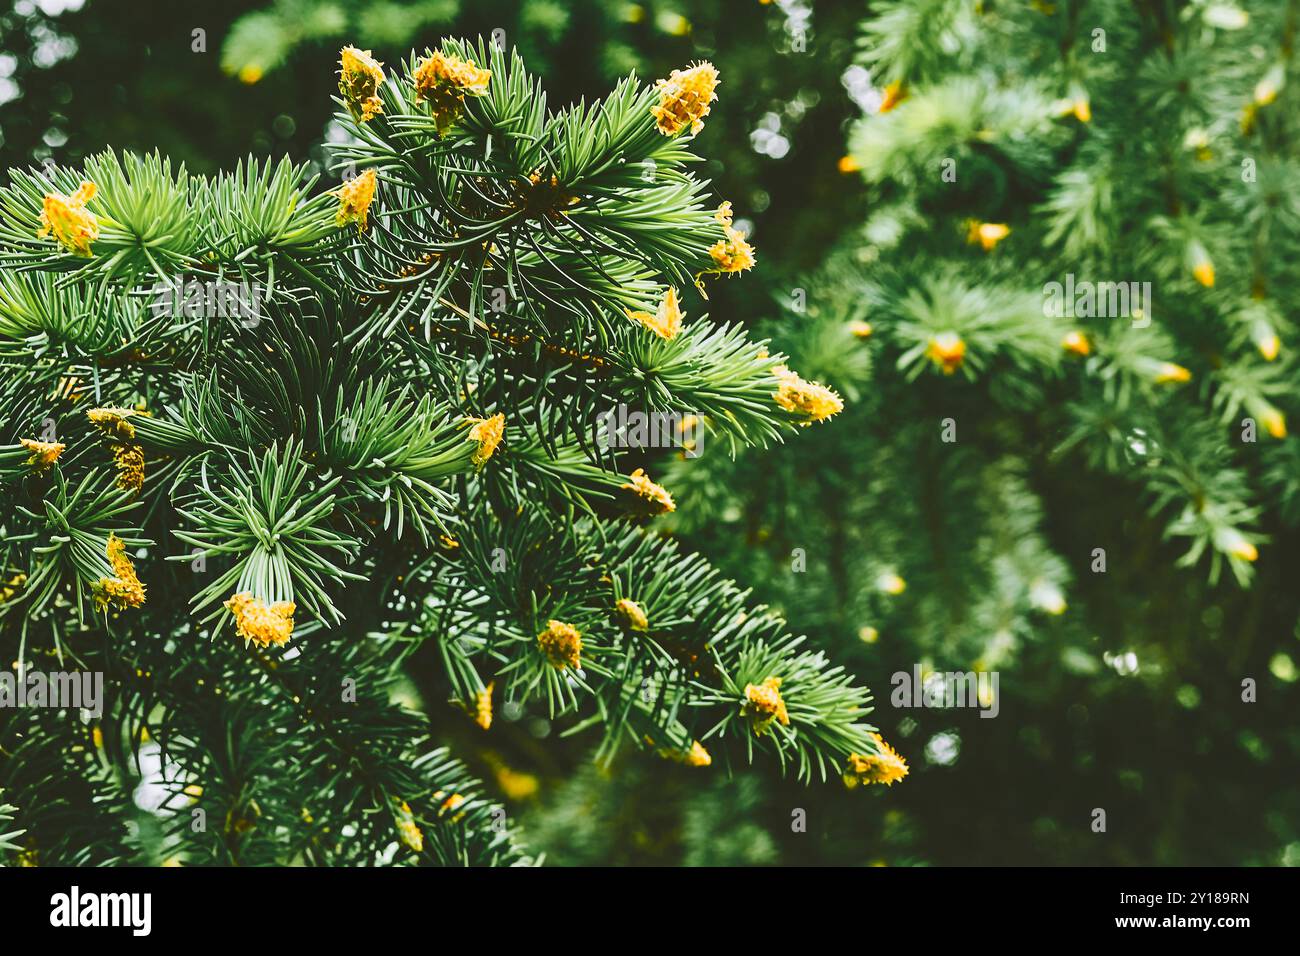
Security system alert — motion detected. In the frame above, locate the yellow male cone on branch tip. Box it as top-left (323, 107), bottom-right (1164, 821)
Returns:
top-left (1189, 244), bottom-right (1215, 287)
top-left (471, 682), bottom-right (493, 730)
top-left (93, 534), bottom-right (145, 612)
top-left (413, 50), bottom-right (491, 133)
top-left (1183, 127), bottom-right (1213, 161)
top-left (1153, 362), bottom-right (1192, 384)
top-left (338, 46), bottom-right (385, 123)
top-left (20, 438), bottom-right (64, 472)
top-left (967, 221), bottom-right (1010, 251)
top-left (433, 791), bottom-right (466, 821)
top-left (87, 406), bottom-right (138, 441)
top-left (1030, 579), bottom-right (1067, 615)
top-left (844, 734), bottom-right (909, 788)
top-left (38, 180), bottom-right (99, 256)
top-left (743, 676), bottom-right (790, 735)
top-left (1255, 329), bottom-right (1280, 361)
top-left (849, 320), bottom-right (874, 339)
top-left (537, 620), bottom-right (582, 670)
top-left (773, 365), bottom-right (844, 423)
top-left (651, 61), bottom-right (719, 136)
top-left (495, 765), bottom-right (540, 799)
top-left (1062, 331), bottom-right (1090, 356)
top-left (878, 571), bottom-right (907, 595)
top-left (614, 598), bottom-right (649, 631)
top-left (1254, 65), bottom-right (1284, 106)
top-left (706, 201), bottom-right (756, 275)
top-left (465, 412), bottom-right (505, 467)
top-left (334, 169), bottom-right (377, 233)
top-left (394, 800), bottom-right (424, 853)
top-left (396, 817), bottom-right (424, 852)
top-left (683, 741), bottom-right (711, 766)
top-left (626, 287), bottom-right (684, 340)
top-left (1056, 83), bottom-right (1091, 123)
top-left (878, 80), bottom-right (907, 113)
top-left (1215, 528), bottom-right (1258, 562)
top-left (88, 407), bottom-right (146, 491)
top-left (838, 155), bottom-right (862, 174)
top-left (622, 468), bottom-right (676, 515)
top-left (225, 592), bottom-right (295, 648)
top-left (658, 739), bottom-right (712, 766)
top-left (413, 51), bottom-right (491, 98)
top-left (925, 332), bottom-right (967, 374)
top-left (1259, 406), bottom-right (1287, 439)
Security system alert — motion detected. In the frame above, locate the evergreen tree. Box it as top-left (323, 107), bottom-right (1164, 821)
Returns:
top-left (0, 37), bottom-right (905, 867)
top-left (4, 0), bottom-right (1297, 870)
